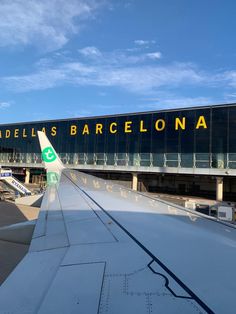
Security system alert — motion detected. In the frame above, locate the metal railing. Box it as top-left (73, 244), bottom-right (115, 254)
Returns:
top-left (0, 152), bottom-right (233, 169)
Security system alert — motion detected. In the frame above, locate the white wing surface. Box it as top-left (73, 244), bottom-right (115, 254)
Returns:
top-left (0, 132), bottom-right (235, 313)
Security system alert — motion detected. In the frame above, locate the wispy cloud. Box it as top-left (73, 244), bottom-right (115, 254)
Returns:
top-left (78, 46), bottom-right (102, 57)
top-left (224, 93), bottom-right (236, 99)
top-left (220, 71), bottom-right (236, 88)
top-left (65, 103), bottom-right (122, 118)
top-left (3, 45), bottom-right (236, 100)
top-left (2, 61), bottom-right (206, 94)
top-left (0, 0), bottom-right (104, 51)
top-left (66, 109), bottom-right (93, 117)
top-left (138, 89), bottom-right (236, 110)
top-left (0, 101), bottom-right (11, 109)
top-left (77, 46), bottom-right (162, 64)
top-left (134, 39), bottom-right (156, 46)
top-left (146, 52), bottom-right (162, 60)
top-left (139, 96), bottom-right (214, 110)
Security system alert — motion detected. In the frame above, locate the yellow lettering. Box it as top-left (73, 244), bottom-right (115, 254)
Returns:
top-left (196, 116), bottom-right (207, 129)
top-left (155, 119), bottom-right (165, 131)
top-left (22, 128), bottom-right (27, 138)
top-left (51, 126), bottom-right (57, 136)
top-left (0, 131), bottom-right (2, 138)
top-left (125, 121), bottom-right (132, 133)
top-left (140, 120), bottom-right (147, 132)
top-left (5, 130), bottom-right (10, 138)
top-left (41, 127), bottom-right (46, 134)
top-left (109, 122), bottom-right (117, 134)
top-left (70, 125), bottom-right (77, 136)
top-left (175, 117), bottom-right (186, 130)
top-left (14, 129), bottom-right (19, 138)
top-left (31, 128), bottom-right (36, 137)
top-left (82, 124), bottom-right (89, 135)
top-left (96, 123), bottom-right (103, 134)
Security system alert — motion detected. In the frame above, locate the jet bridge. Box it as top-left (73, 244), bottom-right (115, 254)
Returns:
top-left (0, 169), bottom-right (31, 196)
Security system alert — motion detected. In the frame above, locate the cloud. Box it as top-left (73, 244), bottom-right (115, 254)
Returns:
top-left (0, 0), bottom-right (104, 51)
top-left (3, 69), bottom-right (68, 91)
top-left (2, 60), bottom-right (207, 94)
top-left (146, 52), bottom-right (162, 60)
top-left (78, 46), bottom-right (102, 57)
top-left (224, 93), bottom-right (236, 99)
top-left (3, 46), bottom-right (234, 98)
top-left (66, 109), bottom-right (92, 117)
top-left (220, 71), bottom-right (236, 88)
top-left (92, 63), bottom-right (205, 93)
top-left (134, 39), bottom-right (156, 46)
top-left (139, 96), bottom-right (214, 110)
top-left (0, 102), bottom-right (11, 109)
top-left (77, 46), bottom-right (162, 64)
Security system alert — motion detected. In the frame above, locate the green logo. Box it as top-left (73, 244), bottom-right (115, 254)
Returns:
top-left (47, 172), bottom-right (60, 185)
top-left (42, 147), bottom-right (56, 162)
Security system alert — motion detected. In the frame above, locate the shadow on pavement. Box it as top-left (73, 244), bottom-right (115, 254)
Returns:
top-left (0, 201), bottom-right (39, 285)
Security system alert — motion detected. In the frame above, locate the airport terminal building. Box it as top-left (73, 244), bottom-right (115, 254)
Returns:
top-left (1, 103), bottom-right (236, 201)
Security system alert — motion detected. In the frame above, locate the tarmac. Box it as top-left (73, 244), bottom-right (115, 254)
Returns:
top-left (0, 201), bottom-right (39, 285)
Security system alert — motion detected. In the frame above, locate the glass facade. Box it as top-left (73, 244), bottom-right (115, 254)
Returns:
top-left (0, 104), bottom-right (236, 169)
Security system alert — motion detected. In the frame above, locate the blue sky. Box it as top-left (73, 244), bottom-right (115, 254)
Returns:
top-left (0, 0), bottom-right (236, 123)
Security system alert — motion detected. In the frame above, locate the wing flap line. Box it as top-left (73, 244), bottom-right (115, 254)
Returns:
top-left (68, 179), bottom-right (214, 314)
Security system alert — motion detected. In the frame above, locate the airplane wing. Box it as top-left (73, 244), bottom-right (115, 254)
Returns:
top-left (0, 131), bottom-right (235, 313)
